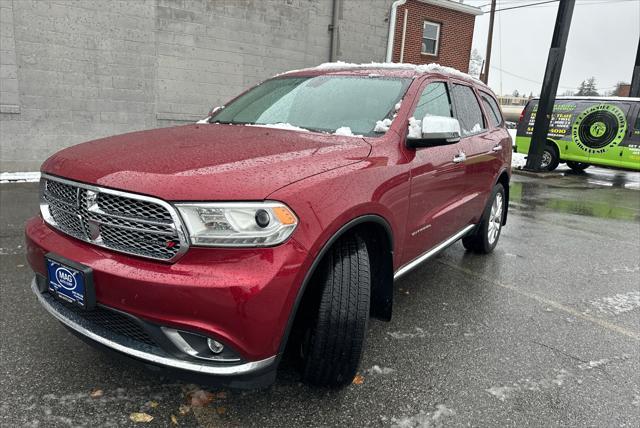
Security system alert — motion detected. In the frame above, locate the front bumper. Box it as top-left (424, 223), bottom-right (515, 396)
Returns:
top-left (26, 215), bottom-right (311, 386)
top-left (30, 277), bottom-right (276, 382)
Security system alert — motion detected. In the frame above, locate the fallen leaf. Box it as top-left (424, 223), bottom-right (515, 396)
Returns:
top-left (170, 414), bottom-right (178, 425)
top-left (352, 374), bottom-right (365, 385)
top-left (129, 412), bottom-right (154, 423)
top-left (189, 389), bottom-right (214, 407)
top-left (216, 407), bottom-right (226, 415)
top-left (178, 404), bottom-right (190, 415)
top-left (149, 400), bottom-right (159, 408)
top-left (89, 388), bottom-right (103, 398)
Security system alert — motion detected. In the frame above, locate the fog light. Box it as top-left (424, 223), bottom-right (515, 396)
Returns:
top-left (207, 338), bottom-right (224, 354)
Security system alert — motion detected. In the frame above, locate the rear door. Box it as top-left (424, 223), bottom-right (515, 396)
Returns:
top-left (401, 79), bottom-right (468, 265)
top-left (448, 82), bottom-right (493, 224)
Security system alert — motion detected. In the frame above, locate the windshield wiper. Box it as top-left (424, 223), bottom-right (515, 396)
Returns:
top-left (212, 120), bottom-right (250, 125)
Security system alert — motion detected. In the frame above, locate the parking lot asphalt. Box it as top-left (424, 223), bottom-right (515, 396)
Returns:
top-left (1, 166), bottom-right (639, 427)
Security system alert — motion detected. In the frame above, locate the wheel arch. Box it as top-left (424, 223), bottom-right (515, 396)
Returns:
top-left (495, 169), bottom-right (510, 225)
top-left (546, 138), bottom-right (561, 157)
top-left (277, 214), bottom-right (395, 357)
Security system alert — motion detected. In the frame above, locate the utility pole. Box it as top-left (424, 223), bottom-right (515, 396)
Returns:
top-left (525, 0), bottom-right (575, 171)
top-left (482, 0), bottom-right (496, 84)
top-left (630, 36), bottom-right (640, 97)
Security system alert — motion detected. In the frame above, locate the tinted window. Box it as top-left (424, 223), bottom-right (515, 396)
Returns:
top-left (413, 82), bottom-right (452, 120)
top-left (451, 84), bottom-right (485, 136)
top-left (480, 92), bottom-right (503, 127)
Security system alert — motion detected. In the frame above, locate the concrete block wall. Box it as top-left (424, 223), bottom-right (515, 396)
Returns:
top-left (0, 0), bottom-right (394, 172)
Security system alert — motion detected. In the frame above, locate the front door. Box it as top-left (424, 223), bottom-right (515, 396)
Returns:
top-left (401, 80), bottom-right (469, 265)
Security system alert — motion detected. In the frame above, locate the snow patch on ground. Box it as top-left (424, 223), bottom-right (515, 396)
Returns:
top-left (247, 123), bottom-right (310, 132)
top-left (590, 291), bottom-right (640, 315)
top-left (196, 117), bottom-right (210, 124)
top-left (1, 171), bottom-right (41, 183)
top-left (333, 126), bottom-right (362, 137)
top-left (578, 355), bottom-right (629, 370)
top-left (486, 370), bottom-right (570, 401)
top-left (512, 152), bottom-right (528, 169)
top-left (367, 365), bottom-right (396, 375)
top-left (392, 404), bottom-right (455, 428)
top-left (387, 327), bottom-right (430, 339)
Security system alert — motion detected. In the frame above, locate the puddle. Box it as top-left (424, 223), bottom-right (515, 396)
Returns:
top-left (510, 180), bottom-right (640, 222)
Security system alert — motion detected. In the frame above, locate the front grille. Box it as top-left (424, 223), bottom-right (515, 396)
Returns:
top-left (40, 176), bottom-right (187, 261)
top-left (55, 297), bottom-right (156, 346)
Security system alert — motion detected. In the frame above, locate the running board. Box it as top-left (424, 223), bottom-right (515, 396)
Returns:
top-left (393, 224), bottom-right (475, 280)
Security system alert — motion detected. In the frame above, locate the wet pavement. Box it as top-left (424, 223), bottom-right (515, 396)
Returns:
top-left (1, 166), bottom-right (639, 427)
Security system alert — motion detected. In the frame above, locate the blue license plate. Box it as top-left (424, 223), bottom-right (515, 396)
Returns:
top-left (46, 258), bottom-right (86, 307)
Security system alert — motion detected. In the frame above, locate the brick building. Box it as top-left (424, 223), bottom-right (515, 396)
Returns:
top-left (0, 0), bottom-right (480, 172)
top-left (389, 0), bottom-right (481, 72)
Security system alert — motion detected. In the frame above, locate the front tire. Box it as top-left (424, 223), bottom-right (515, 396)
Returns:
top-left (301, 233), bottom-right (370, 387)
top-left (463, 183), bottom-right (506, 254)
top-left (566, 161), bottom-right (590, 172)
top-left (540, 143), bottom-right (560, 171)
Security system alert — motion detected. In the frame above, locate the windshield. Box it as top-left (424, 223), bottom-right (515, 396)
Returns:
top-left (211, 76), bottom-right (411, 136)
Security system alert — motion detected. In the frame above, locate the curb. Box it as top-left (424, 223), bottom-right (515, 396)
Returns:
top-left (512, 169), bottom-right (565, 179)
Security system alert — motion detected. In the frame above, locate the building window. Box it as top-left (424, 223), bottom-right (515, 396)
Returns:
top-left (422, 21), bottom-right (440, 56)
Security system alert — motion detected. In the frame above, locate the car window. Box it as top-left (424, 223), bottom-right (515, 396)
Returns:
top-left (211, 76), bottom-right (411, 136)
top-left (480, 92), bottom-right (503, 128)
top-left (451, 84), bottom-right (486, 136)
top-left (413, 82), bottom-right (453, 120)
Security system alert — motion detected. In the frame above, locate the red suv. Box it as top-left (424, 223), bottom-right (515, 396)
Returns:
top-left (25, 64), bottom-right (510, 388)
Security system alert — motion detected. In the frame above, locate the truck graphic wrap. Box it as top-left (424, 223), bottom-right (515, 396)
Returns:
top-left (571, 104), bottom-right (627, 153)
top-left (515, 98), bottom-right (640, 171)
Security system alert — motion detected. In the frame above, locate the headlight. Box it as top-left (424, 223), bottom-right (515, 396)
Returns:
top-left (175, 202), bottom-right (298, 247)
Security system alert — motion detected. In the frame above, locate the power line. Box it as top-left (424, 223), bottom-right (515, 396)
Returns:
top-left (479, 0), bottom-right (638, 13)
top-left (490, 65), bottom-right (617, 91)
top-left (491, 0), bottom-right (558, 12)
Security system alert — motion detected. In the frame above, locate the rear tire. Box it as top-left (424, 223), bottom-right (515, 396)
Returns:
top-left (300, 233), bottom-right (370, 387)
top-left (462, 183), bottom-right (506, 254)
top-left (566, 161), bottom-right (590, 172)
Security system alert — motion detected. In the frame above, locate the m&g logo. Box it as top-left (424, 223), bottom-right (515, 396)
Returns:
top-left (55, 267), bottom-right (77, 290)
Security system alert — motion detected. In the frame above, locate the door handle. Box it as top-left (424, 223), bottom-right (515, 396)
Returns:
top-left (492, 144), bottom-right (503, 152)
top-left (453, 152), bottom-right (466, 163)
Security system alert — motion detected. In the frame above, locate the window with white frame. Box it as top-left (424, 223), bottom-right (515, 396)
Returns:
top-left (422, 21), bottom-right (440, 56)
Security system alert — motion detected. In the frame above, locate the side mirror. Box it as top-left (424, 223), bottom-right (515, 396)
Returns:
top-left (407, 116), bottom-right (461, 148)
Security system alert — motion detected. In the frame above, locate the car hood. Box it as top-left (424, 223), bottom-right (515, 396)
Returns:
top-left (42, 124), bottom-right (371, 200)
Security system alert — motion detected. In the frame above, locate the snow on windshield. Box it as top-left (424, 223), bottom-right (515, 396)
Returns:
top-left (247, 123), bottom-right (310, 132)
top-left (333, 126), bottom-right (363, 137)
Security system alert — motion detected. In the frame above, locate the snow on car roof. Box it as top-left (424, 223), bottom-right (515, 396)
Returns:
top-left (280, 61), bottom-right (486, 86)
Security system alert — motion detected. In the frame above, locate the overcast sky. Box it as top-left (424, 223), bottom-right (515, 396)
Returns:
top-left (464, 0), bottom-right (640, 96)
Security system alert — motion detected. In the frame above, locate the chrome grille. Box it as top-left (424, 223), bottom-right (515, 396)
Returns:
top-left (40, 175), bottom-right (188, 261)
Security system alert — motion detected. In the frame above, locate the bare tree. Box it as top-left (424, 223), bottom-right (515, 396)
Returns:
top-left (468, 49), bottom-right (483, 79)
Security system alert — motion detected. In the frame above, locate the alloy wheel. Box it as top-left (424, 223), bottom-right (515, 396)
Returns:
top-left (487, 193), bottom-right (503, 245)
